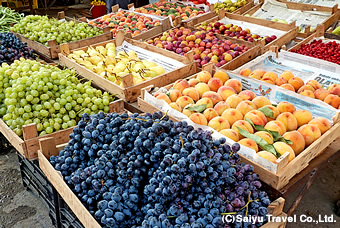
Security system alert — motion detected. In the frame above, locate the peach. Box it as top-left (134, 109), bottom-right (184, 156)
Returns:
top-left (265, 121), bottom-right (286, 135)
top-left (277, 101), bottom-right (296, 113)
top-left (222, 108), bottom-right (244, 126)
top-left (208, 116), bottom-right (230, 131)
top-left (283, 131), bottom-right (305, 155)
top-left (297, 85), bottom-right (315, 93)
top-left (213, 70), bottom-right (229, 83)
top-left (249, 72), bottom-right (262, 80)
top-left (293, 110), bottom-right (313, 127)
top-left (261, 78), bottom-right (275, 85)
top-left (273, 142), bottom-right (296, 162)
top-left (195, 82), bottom-right (211, 98)
top-left (280, 83), bottom-right (295, 92)
top-left (297, 124), bottom-right (321, 146)
top-left (196, 97), bottom-right (214, 109)
top-left (173, 79), bottom-right (190, 93)
top-left (182, 106), bottom-right (195, 117)
top-left (257, 151), bottom-right (277, 163)
top-left (189, 113), bottom-right (208, 126)
top-left (276, 112), bottom-right (298, 131)
top-left (252, 69), bottom-right (266, 77)
top-left (314, 88), bottom-right (330, 101)
top-left (196, 71), bottom-right (212, 83)
top-left (262, 71), bottom-right (278, 82)
top-left (182, 87), bottom-right (200, 102)
top-left (208, 78), bottom-right (223, 92)
top-left (217, 86), bottom-right (237, 100)
top-left (262, 105), bottom-right (280, 122)
top-left (155, 92), bottom-right (171, 104)
top-left (232, 120), bottom-right (254, 139)
top-left (236, 100), bottom-right (257, 116)
top-left (169, 89), bottom-right (182, 102)
top-left (169, 102), bottom-right (182, 112)
top-left (306, 80), bottom-right (321, 90)
top-left (308, 117), bottom-right (331, 135)
top-left (224, 79), bottom-right (242, 93)
top-left (240, 68), bottom-right (252, 77)
top-left (324, 94), bottom-right (340, 108)
top-left (202, 91), bottom-right (223, 105)
top-left (239, 138), bottom-right (259, 152)
top-left (288, 77), bottom-right (304, 91)
top-left (254, 131), bottom-right (274, 144)
top-left (238, 90), bottom-right (256, 101)
top-left (299, 90), bottom-right (315, 98)
top-left (244, 110), bottom-right (267, 127)
top-left (219, 129), bottom-right (239, 142)
top-left (280, 71), bottom-right (294, 81)
top-left (214, 101), bottom-right (230, 116)
top-left (225, 94), bottom-right (243, 108)
top-left (203, 108), bottom-right (219, 122)
top-left (188, 78), bottom-right (200, 87)
top-left (328, 84), bottom-right (340, 96)
top-left (176, 96), bottom-right (194, 109)
top-left (252, 96), bottom-right (271, 108)
top-left (275, 77), bottom-right (288, 86)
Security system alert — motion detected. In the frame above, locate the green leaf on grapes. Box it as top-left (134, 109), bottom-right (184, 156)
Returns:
top-left (245, 118), bottom-right (292, 145)
top-left (185, 104), bottom-right (207, 113)
top-left (258, 106), bottom-right (274, 119)
top-left (236, 126), bottom-right (280, 158)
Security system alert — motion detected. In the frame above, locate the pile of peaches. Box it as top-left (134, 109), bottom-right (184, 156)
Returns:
top-left (154, 70), bottom-right (332, 164)
top-left (88, 10), bottom-right (161, 37)
top-left (239, 68), bottom-right (340, 109)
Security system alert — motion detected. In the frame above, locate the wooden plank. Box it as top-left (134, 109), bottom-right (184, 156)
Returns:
top-left (261, 213), bottom-right (287, 228)
top-left (233, 0), bottom-right (257, 15)
top-left (261, 27), bottom-right (299, 54)
top-left (267, 197), bottom-right (285, 217)
top-left (39, 137), bottom-right (58, 160)
top-left (38, 150), bottom-right (101, 228)
top-left (221, 45), bottom-right (261, 70)
top-left (22, 123), bottom-right (38, 140)
top-left (0, 118), bottom-right (26, 156)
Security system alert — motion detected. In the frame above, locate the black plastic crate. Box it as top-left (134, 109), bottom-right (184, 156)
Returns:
top-left (17, 153), bottom-right (61, 228)
top-left (58, 196), bottom-right (84, 228)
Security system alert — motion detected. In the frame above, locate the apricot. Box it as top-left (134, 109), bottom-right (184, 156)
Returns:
top-left (238, 90), bottom-right (256, 101)
top-left (262, 71), bottom-right (278, 82)
top-left (262, 105), bottom-right (280, 122)
top-left (217, 86), bottom-right (237, 100)
top-left (308, 117), bottom-right (331, 135)
top-left (195, 82), bottom-right (211, 98)
top-left (298, 124), bottom-right (321, 146)
top-left (328, 84), bottom-right (340, 96)
top-left (252, 96), bottom-right (271, 108)
top-left (232, 120), bottom-right (254, 139)
top-left (254, 131), bottom-right (274, 144)
top-left (276, 112), bottom-right (298, 131)
top-left (208, 116), bottom-right (230, 131)
top-left (219, 129), bottom-right (239, 142)
top-left (297, 85), bottom-right (315, 93)
top-left (277, 101), bottom-right (296, 113)
top-left (214, 101), bottom-right (230, 116)
top-left (306, 80), bottom-right (321, 90)
top-left (324, 94), bottom-right (340, 108)
top-left (275, 77), bottom-right (288, 86)
top-left (280, 83), bottom-right (295, 92)
top-left (173, 79), bottom-right (190, 93)
top-left (155, 92), bottom-right (171, 104)
top-left (280, 71), bottom-right (294, 81)
top-left (224, 79), bottom-right (242, 93)
top-left (169, 102), bottom-right (182, 112)
top-left (221, 108), bottom-right (244, 126)
top-left (257, 151), bottom-right (278, 163)
top-left (176, 96), bottom-right (194, 109)
top-left (299, 89), bottom-right (315, 98)
top-left (236, 100), bottom-right (257, 116)
top-left (249, 72), bottom-right (262, 80)
top-left (239, 138), bottom-right (259, 152)
top-left (213, 70), bottom-right (229, 83)
top-left (240, 68), bottom-right (252, 77)
top-left (169, 89), bottom-right (182, 102)
top-left (225, 94), bottom-right (243, 108)
top-left (244, 110), bottom-right (267, 127)
top-left (182, 87), bottom-right (200, 102)
top-left (196, 71), bottom-right (212, 83)
top-left (188, 78), bottom-right (200, 87)
top-left (293, 110), bottom-right (313, 127)
top-left (264, 121), bottom-right (286, 136)
top-left (288, 77), bottom-right (304, 91)
top-left (202, 91), bottom-right (223, 105)
top-left (203, 108), bottom-right (219, 122)
top-left (182, 106), bottom-right (195, 117)
top-left (273, 142), bottom-right (295, 162)
top-left (314, 88), bottom-right (330, 101)
top-left (261, 78), bottom-right (275, 85)
top-left (196, 97), bottom-right (214, 109)
top-left (189, 113), bottom-right (208, 126)
top-left (207, 78), bottom-right (223, 92)
top-left (252, 69), bottom-right (266, 77)
top-left (283, 131), bottom-right (305, 155)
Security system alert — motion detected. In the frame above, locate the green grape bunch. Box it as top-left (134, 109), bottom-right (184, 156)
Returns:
top-left (0, 58), bottom-right (114, 137)
top-left (11, 15), bottom-right (103, 46)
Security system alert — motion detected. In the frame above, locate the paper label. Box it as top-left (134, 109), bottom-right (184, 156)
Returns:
top-left (284, 0), bottom-right (339, 7)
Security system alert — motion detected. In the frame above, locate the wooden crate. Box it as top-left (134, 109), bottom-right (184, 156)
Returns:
top-left (188, 9), bottom-right (299, 54)
top-left (11, 11), bottom-right (113, 59)
top-left (243, 0), bottom-right (340, 38)
top-left (38, 120), bottom-right (287, 228)
top-left (58, 30), bottom-right (198, 102)
top-left (324, 20), bottom-right (340, 40)
top-left (136, 64), bottom-right (340, 190)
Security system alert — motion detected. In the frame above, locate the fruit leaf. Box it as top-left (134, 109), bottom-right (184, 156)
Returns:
top-left (236, 126), bottom-right (280, 158)
top-left (185, 11), bottom-right (190, 17)
top-left (258, 106), bottom-right (274, 119)
top-left (245, 118), bottom-right (293, 145)
top-left (185, 104), bottom-right (206, 113)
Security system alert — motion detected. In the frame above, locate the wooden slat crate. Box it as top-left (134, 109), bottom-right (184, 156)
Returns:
top-left (58, 30), bottom-right (198, 102)
top-left (136, 64), bottom-right (340, 190)
top-left (38, 113), bottom-right (287, 228)
top-left (243, 0), bottom-right (340, 38)
top-left (187, 9), bottom-right (299, 54)
top-left (325, 20), bottom-right (340, 40)
top-left (11, 11), bottom-right (113, 59)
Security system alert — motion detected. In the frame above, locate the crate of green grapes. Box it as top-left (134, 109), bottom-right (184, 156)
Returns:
top-left (0, 59), bottom-right (119, 160)
top-left (58, 30), bottom-right (198, 102)
top-left (10, 11), bottom-right (112, 59)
